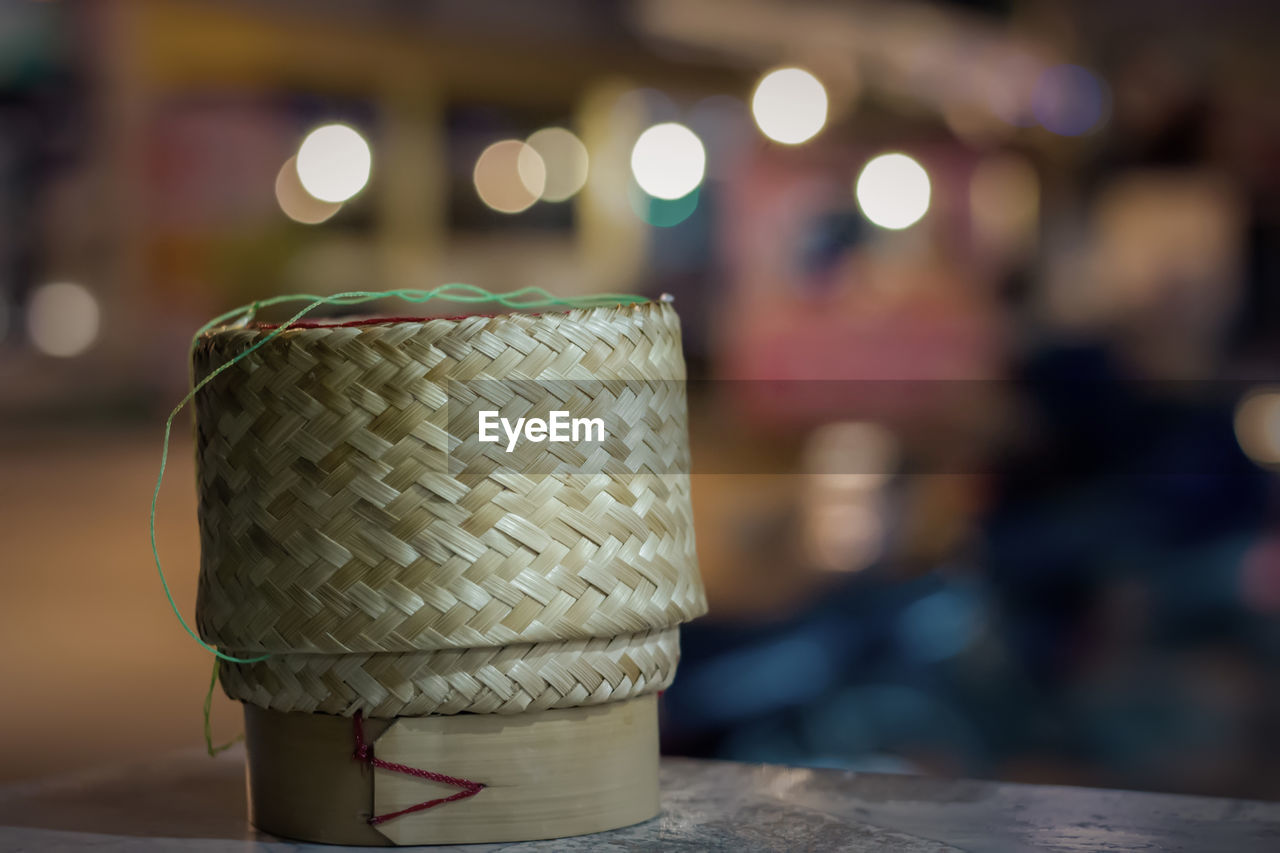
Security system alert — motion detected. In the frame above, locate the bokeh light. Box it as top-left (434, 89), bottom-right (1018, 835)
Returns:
top-left (1032, 65), bottom-right (1110, 136)
top-left (629, 185), bottom-right (699, 228)
top-left (801, 422), bottom-right (896, 573)
top-left (26, 282), bottom-right (100, 358)
top-left (751, 67), bottom-right (828, 145)
top-left (1234, 388), bottom-right (1280, 467)
top-left (629, 122), bottom-right (706, 200)
top-left (295, 123), bottom-right (372, 203)
top-left (473, 139), bottom-right (546, 214)
top-left (803, 421), bottom-right (897, 485)
top-left (274, 156), bottom-right (342, 224)
top-left (525, 127), bottom-right (589, 202)
top-left (855, 153), bottom-right (931, 230)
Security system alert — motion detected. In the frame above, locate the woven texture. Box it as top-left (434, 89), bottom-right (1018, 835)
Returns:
top-left (219, 628), bottom-right (679, 717)
top-left (192, 301), bottom-right (705, 716)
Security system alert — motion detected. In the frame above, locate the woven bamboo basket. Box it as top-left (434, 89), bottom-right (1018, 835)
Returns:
top-left (192, 300), bottom-right (706, 845)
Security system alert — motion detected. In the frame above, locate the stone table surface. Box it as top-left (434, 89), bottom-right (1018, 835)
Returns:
top-left (0, 748), bottom-right (1277, 852)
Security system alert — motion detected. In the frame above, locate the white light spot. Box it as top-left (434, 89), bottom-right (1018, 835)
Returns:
top-left (295, 124), bottom-right (372, 203)
top-left (474, 139), bottom-right (546, 214)
top-left (630, 122), bottom-right (706, 201)
top-left (525, 127), bottom-right (589, 202)
top-left (27, 282), bottom-right (100, 358)
top-left (751, 67), bottom-right (828, 145)
top-left (855, 153), bottom-right (932, 230)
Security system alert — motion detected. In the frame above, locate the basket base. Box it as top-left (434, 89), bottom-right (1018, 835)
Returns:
top-left (243, 694), bottom-right (660, 846)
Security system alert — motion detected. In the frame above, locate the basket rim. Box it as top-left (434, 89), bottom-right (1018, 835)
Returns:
top-left (198, 298), bottom-right (663, 338)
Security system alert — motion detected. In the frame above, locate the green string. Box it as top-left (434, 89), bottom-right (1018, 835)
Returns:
top-left (203, 659), bottom-right (243, 757)
top-left (150, 286), bottom-right (645, 746)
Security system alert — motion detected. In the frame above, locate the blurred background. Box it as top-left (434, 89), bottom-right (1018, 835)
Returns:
top-left (2, 0), bottom-right (1279, 801)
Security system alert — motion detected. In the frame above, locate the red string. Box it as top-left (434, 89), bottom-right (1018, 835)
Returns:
top-left (352, 711), bottom-right (485, 825)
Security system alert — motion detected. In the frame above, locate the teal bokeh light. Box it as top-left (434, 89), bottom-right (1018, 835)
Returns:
top-left (629, 183), bottom-right (699, 228)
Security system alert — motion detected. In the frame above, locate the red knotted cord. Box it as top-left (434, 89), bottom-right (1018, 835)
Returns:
top-left (352, 711), bottom-right (485, 825)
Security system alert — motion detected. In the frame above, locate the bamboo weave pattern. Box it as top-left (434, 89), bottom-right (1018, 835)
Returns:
top-left (219, 628), bottom-right (678, 717)
top-left (193, 302), bottom-right (705, 716)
